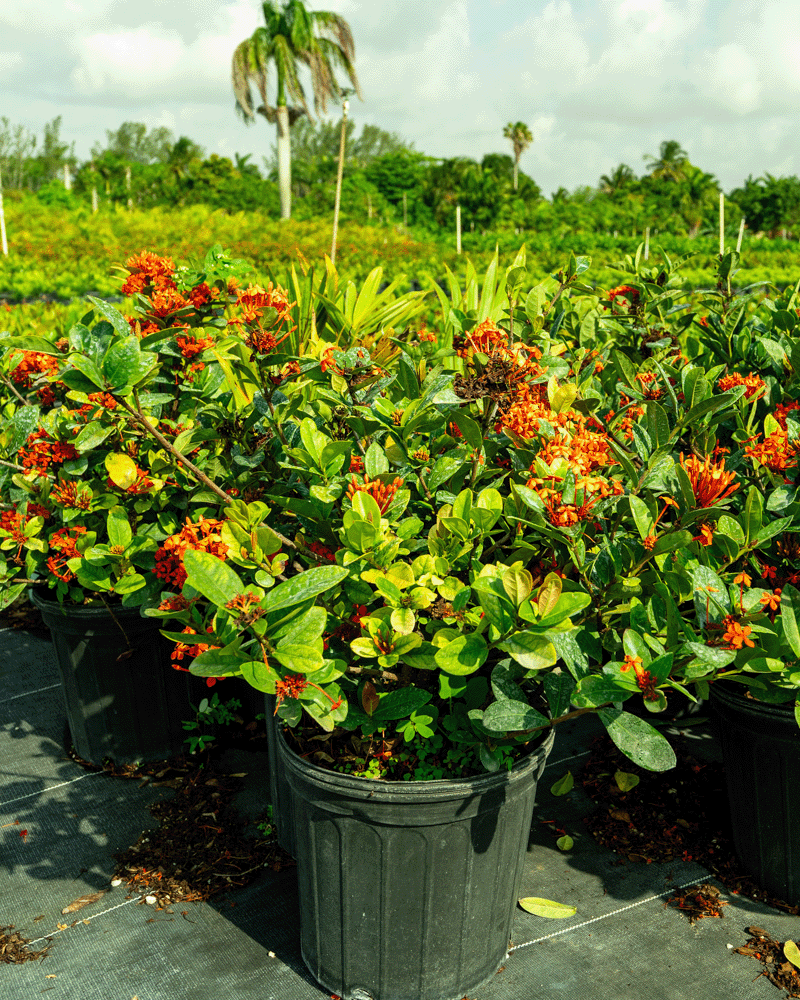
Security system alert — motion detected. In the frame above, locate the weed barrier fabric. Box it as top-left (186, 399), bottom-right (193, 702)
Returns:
top-left (2, 626), bottom-right (800, 1000)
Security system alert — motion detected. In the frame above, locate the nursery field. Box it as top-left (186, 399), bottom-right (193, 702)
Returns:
top-left (0, 199), bottom-right (799, 311)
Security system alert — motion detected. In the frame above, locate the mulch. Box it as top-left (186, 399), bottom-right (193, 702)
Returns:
top-left (579, 733), bottom-right (800, 917)
top-left (0, 926), bottom-right (50, 964)
top-left (733, 927), bottom-right (800, 997)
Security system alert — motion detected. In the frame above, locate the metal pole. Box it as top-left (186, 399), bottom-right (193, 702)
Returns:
top-left (456, 205), bottom-right (461, 254)
top-left (330, 100), bottom-right (349, 266)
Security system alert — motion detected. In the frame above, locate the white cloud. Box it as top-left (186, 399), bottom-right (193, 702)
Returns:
top-left (0, 51), bottom-right (23, 75)
top-left (698, 43), bottom-right (761, 114)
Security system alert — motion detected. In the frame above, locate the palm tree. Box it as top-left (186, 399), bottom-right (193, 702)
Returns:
top-left (503, 122), bottom-right (533, 191)
top-left (679, 165), bottom-right (720, 237)
top-left (643, 140), bottom-right (689, 182)
top-left (232, 0), bottom-right (361, 220)
top-left (599, 163), bottom-right (635, 194)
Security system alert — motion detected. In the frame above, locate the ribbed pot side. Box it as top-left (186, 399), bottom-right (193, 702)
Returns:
top-left (278, 726), bottom-right (555, 1000)
top-left (711, 683), bottom-right (800, 905)
top-left (31, 591), bottom-right (195, 765)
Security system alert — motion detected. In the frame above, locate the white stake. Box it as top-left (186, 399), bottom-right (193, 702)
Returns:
top-left (403, 190), bottom-right (407, 231)
top-left (456, 205), bottom-right (461, 254)
top-left (719, 192), bottom-right (724, 256)
top-left (367, 192), bottom-right (372, 220)
top-left (0, 165), bottom-right (7, 257)
top-left (644, 226), bottom-right (650, 261)
top-left (330, 99), bottom-right (349, 265)
top-left (92, 187), bottom-right (98, 214)
top-left (125, 164), bottom-right (132, 209)
top-left (736, 217), bottom-right (745, 253)
top-left (63, 163), bottom-right (71, 191)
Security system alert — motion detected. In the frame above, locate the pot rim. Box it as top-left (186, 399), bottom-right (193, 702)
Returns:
top-left (276, 721), bottom-right (555, 803)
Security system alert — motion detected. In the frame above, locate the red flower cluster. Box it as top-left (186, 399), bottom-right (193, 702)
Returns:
top-left (46, 526), bottom-right (87, 583)
top-left (18, 429), bottom-right (78, 476)
top-left (154, 517), bottom-right (228, 589)
top-left (604, 285), bottom-right (640, 314)
top-left (50, 480), bottom-right (92, 510)
top-left (175, 334), bottom-right (215, 360)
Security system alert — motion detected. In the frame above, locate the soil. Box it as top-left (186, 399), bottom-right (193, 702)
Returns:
top-left (579, 734), bottom-right (800, 917)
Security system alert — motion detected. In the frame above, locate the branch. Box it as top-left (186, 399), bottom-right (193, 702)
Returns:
top-left (0, 373), bottom-right (31, 407)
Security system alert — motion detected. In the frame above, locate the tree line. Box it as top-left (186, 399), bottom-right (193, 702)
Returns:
top-left (0, 115), bottom-right (797, 240)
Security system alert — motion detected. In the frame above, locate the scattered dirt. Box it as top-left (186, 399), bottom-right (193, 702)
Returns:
top-left (665, 882), bottom-right (728, 923)
top-left (734, 927), bottom-right (800, 997)
top-left (0, 925), bottom-right (49, 964)
top-left (579, 735), bottom-right (800, 916)
top-left (0, 592), bottom-right (45, 633)
top-left (111, 758), bottom-right (294, 908)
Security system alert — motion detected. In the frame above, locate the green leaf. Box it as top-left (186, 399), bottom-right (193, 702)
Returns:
top-left (556, 835), bottom-right (574, 851)
top-left (784, 941), bottom-right (800, 970)
top-left (103, 338), bottom-right (144, 389)
top-left (572, 675), bottom-right (632, 708)
top-left (372, 688), bottom-right (432, 722)
top-left (272, 643), bottom-right (324, 674)
top-left (434, 634), bottom-right (488, 675)
top-left (781, 585), bottom-right (800, 659)
top-left (481, 699), bottom-right (548, 732)
top-left (497, 632), bottom-right (557, 672)
top-left (427, 456), bottom-right (464, 491)
top-left (86, 296), bottom-right (135, 339)
top-left (518, 897), bottom-right (577, 919)
top-left (550, 771), bottom-right (574, 796)
top-left (364, 441), bottom-right (389, 478)
top-left (239, 658), bottom-right (278, 693)
top-left (107, 507), bottom-right (132, 548)
top-left (183, 549), bottom-right (244, 607)
top-left (68, 354), bottom-right (105, 389)
top-left (262, 565), bottom-right (349, 614)
top-left (597, 708), bottom-right (677, 772)
top-left (189, 650), bottom-right (246, 678)
top-left (542, 671), bottom-right (576, 719)
top-left (73, 420), bottom-right (113, 455)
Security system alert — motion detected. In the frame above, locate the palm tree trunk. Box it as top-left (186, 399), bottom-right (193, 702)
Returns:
top-left (276, 105), bottom-right (292, 220)
top-left (513, 155), bottom-right (519, 191)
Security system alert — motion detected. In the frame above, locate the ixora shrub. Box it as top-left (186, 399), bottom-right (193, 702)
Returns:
top-left (2, 242), bottom-right (800, 778)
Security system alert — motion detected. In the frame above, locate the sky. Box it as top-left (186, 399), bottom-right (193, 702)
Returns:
top-left (1, 0), bottom-right (799, 196)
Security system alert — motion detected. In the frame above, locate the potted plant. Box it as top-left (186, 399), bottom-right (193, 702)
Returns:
top-left (6, 238), bottom-right (799, 996)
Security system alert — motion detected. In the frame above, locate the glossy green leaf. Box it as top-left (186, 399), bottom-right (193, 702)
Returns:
top-left (434, 634), bottom-right (488, 675)
top-left (183, 549), bottom-right (244, 607)
top-left (598, 708), bottom-right (676, 772)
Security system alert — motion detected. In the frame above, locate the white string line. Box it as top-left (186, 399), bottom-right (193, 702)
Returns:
top-left (543, 750), bottom-right (592, 771)
top-left (509, 876), bottom-right (710, 952)
top-left (3, 682), bottom-right (60, 704)
top-left (0, 769), bottom-right (100, 809)
top-left (27, 895), bottom-right (142, 947)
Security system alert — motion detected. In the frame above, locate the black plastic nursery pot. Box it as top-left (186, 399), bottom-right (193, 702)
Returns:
top-left (31, 590), bottom-right (202, 766)
top-left (264, 694), bottom-right (296, 858)
top-left (278, 726), bottom-right (555, 1000)
top-left (711, 682), bottom-right (800, 905)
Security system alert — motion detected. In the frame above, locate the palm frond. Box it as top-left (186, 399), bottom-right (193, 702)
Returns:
top-left (273, 33), bottom-right (311, 118)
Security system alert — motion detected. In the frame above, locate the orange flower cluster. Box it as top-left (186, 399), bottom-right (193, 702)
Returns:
top-left (346, 475), bottom-right (404, 514)
top-left (50, 480), bottom-right (92, 510)
top-left (721, 616), bottom-right (755, 650)
top-left (188, 282), bottom-right (219, 309)
top-left (235, 282), bottom-right (292, 325)
top-left (176, 334), bottom-right (214, 360)
top-left (744, 431), bottom-right (799, 472)
top-left (157, 594), bottom-right (193, 612)
top-left (154, 517), bottom-right (228, 589)
top-left (349, 454), bottom-right (365, 474)
top-left (46, 525), bottom-right (87, 583)
top-left (170, 627), bottom-right (223, 687)
top-left (604, 285), bottom-right (640, 313)
top-left (717, 372), bottom-right (766, 399)
top-left (87, 391), bottom-right (118, 410)
top-left (275, 672), bottom-right (310, 704)
top-left (18, 429), bottom-right (78, 476)
top-left (680, 453), bottom-right (739, 507)
top-left (458, 319), bottom-right (545, 384)
top-left (120, 251), bottom-right (176, 295)
top-left (225, 592), bottom-right (265, 627)
top-left (775, 401), bottom-right (800, 430)
top-left (621, 653), bottom-right (659, 700)
top-left (10, 350), bottom-right (60, 389)
top-left (320, 346), bottom-right (344, 375)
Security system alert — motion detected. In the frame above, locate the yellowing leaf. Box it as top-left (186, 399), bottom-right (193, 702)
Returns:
top-left (550, 770), bottom-right (574, 796)
top-left (537, 573), bottom-right (562, 617)
top-left (518, 897), bottom-right (577, 919)
top-left (556, 835), bottom-right (574, 851)
top-left (105, 453), bottom-right (137, 489)
top-left (785, 940), bottom-right (800, 968)
top-left (614, 771), bottom-right (640, 792)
